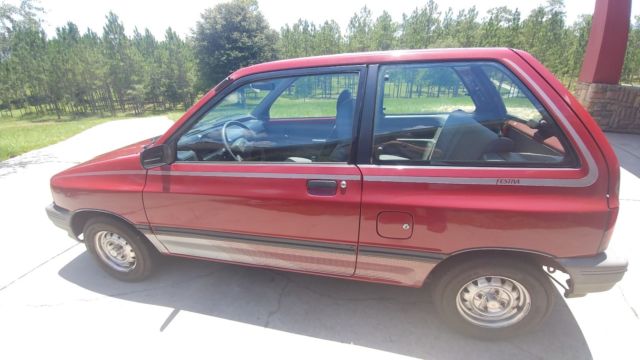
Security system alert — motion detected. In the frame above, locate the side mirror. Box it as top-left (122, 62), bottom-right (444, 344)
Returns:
top-left (140, 143), bottom-right (175, 169)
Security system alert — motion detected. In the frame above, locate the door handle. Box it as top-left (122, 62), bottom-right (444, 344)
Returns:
top-left (307, 179), bottom-right (337, 196)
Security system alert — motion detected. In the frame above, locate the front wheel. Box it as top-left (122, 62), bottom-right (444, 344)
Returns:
top-left (430, 256), bottom-right (555, 340)
top-left (84, 216), bottom-right (156, 281)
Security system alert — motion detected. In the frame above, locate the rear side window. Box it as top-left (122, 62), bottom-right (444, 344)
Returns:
top-left (372, 62), bottom-right (575, 167)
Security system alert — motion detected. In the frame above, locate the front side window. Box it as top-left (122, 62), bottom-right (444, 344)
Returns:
top-left (270, 74), bottom-right (358, 119)
top-left (176, 72), bottom-right (360, 163)
top-left (372, 62), bottom-right (574, 167)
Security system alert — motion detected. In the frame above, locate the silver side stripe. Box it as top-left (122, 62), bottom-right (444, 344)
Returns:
top-left (60, 169), bottom-right (360, 181)
top-left (140, 230), bottom-right (170, 254)
top-left (173, 161), bottom-right (353, 168)
top-left (363, 175), bottom-right (590, 187)
top-left (148, 170), bottom-right (361, 181)
top-left (56, 170), bottom-right (146, 177)
top-left (359, 164), bottom-right (581, 171)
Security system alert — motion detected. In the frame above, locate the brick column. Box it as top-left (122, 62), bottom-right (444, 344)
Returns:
top-left (579, 0), bottom-right (631, 84)
top-left (574, 0), bottom-right (638, 133)
top-left (574, 83), bottom-right (640, 134)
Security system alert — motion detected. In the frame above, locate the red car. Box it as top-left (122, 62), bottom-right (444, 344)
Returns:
top-left (47, 48), bottom-right (627, 339)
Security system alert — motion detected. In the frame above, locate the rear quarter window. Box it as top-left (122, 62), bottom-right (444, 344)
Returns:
top-left (481, 65), bottom-right (543, 124)
top-left (381, 66), bottom-right (475, 114)
top-left (371, 61), bottom-right (577, 168)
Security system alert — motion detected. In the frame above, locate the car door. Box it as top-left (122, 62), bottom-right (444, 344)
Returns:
top-left (143, 67), bottom-right (366, 276)
top-left (354, 60), bottom-right (610, 287)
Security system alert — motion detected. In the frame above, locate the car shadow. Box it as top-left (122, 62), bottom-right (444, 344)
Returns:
top-left (606, 132), bottom-right (640, 178)
top-left (59, 252), bottom-right (592, 359)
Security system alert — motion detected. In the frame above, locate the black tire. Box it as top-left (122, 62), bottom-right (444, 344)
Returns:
top-left (83, 216), bottom-right (156, 281)
top-left (430, 256), bottom-right (555, 340)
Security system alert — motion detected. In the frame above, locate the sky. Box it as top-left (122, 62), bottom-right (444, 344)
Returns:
top-left (19, 0), bottom-right (640, 39)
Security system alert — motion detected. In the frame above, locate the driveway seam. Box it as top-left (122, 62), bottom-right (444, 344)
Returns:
top-left (0, 243), bottom-right (80, 292)
top-left (618, 287), bottom-right (639, 319)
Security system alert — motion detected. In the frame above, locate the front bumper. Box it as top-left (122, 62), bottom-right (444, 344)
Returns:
top-left (557, 252), bottom-right (628, 298)
top-left (45, 203), bottom-right (75, 239)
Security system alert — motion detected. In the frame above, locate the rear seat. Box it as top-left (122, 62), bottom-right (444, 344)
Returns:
top-left (432, 110), bottom-right (500, 161)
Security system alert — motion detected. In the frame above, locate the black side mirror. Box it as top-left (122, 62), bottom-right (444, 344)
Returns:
top-left (140, 143), bottom-right (175, 169)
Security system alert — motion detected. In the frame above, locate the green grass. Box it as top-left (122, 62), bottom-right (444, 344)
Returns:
top-left (270, 95), bottom-right (538, 119)
top-left (165, 111), bottom-right (185, 121)
top-left (271, 96), bottom-right (478, 118)
top-left (271, 97), bottom-right (337, 118)
top-left (0, 116), bottom-right (113, 160)
top-left (0, 109), bottom-right (186, 161)
top-left (383, 96), bottom-right (476, 114)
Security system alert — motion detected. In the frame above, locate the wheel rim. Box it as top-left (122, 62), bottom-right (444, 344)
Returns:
top-left (94, 231), bottom-right (137, 272)
top-left (456, 275), bottom-right (531, 328)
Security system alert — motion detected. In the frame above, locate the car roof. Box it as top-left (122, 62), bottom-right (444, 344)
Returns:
top-left (230, 48), bottom-right (518, 79)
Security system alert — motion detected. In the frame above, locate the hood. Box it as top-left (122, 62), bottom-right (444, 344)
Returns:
top-left (53, 137), bottom-right (156, 178)
top-left (49, 137), bottom-right (156, 213)
top-left (89, 137), bottom-right (157, 163)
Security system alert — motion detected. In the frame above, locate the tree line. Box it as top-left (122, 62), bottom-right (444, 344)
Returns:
top-left (1, 0), bottom-right (639, 119)
top-left (278, 1), bottom-right (639, 87)
top-left (1, 1), bottom-right (196, 118)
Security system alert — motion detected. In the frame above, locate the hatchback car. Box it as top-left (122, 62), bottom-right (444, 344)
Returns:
top-left (47, 48), bottom-right (627, 339)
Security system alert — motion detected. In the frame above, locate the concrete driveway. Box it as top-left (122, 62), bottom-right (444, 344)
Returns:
top-left (0, 118), bottom-right (637, 359)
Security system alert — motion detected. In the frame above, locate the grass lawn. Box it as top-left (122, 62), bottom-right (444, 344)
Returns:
top-left (165, 111), bottom-right (185, 121)
top-left (0, 110), bottom-right (186, 161)
top-left (270, 95), bottom-right (537, 119)
top-left (270, 95), bottom-right (479, 118)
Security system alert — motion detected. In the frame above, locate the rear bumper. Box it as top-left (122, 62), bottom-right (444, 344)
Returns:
top-left (557, 252), bottom-right (627, 298)
top-left (45, 203), bottom-right (76, 240)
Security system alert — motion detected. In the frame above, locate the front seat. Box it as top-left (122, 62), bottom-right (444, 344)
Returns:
top-left (332, 89), bottom-right (355, 140)
top-left (326, 89), bottom-right (355, 161)
top-left (431, 110), bottom-right (499, 162)
top-left (287, 89), bottom-right (354, 163)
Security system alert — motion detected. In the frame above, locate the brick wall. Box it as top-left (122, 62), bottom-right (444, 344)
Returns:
top-left (573, 82), bottom-right (640, 134)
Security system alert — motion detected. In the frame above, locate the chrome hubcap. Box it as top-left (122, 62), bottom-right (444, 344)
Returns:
top-left (456, 276), bottom-right (531, 328)
top-left (94, 231), bottom-right (137, 272)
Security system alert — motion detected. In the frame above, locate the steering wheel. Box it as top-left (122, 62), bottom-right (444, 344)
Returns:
top-left (222, 120), bottom-right (252, 161)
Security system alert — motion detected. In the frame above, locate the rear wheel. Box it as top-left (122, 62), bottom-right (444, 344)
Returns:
top-left (430, 256), bottom-right (555, 340)
top-left (83, 216), bottom-right (156, 281)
